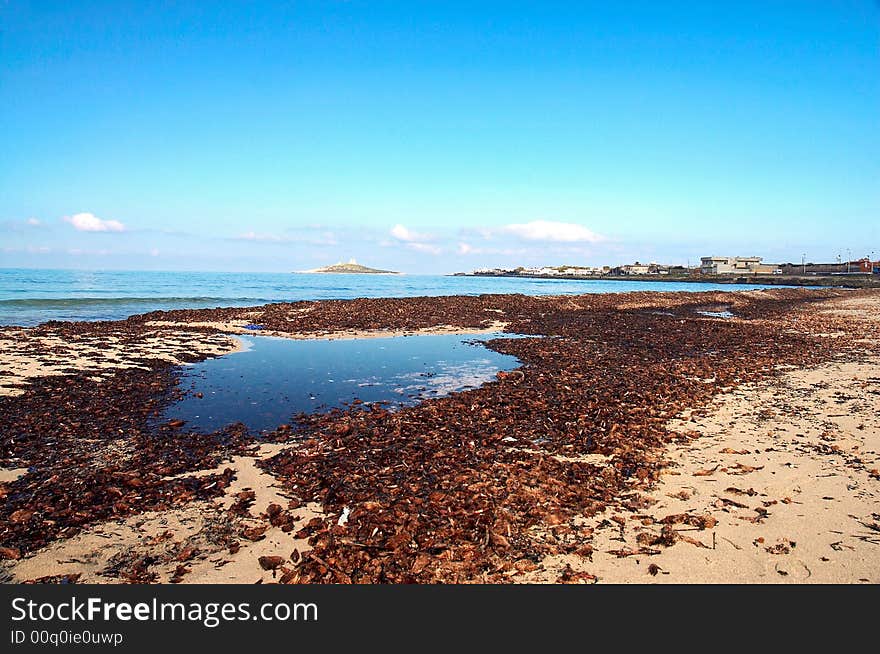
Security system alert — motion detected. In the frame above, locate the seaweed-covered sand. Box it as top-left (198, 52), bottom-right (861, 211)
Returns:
top-left (1, 288), bottom-right (878, 583)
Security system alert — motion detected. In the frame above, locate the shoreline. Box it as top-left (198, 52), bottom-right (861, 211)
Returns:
top-left (143, 320), bottom-right (511, 342)
top-left (1, 287), bottom-right (878, 583)
top-left (1, 273), bottom-right (865, 329)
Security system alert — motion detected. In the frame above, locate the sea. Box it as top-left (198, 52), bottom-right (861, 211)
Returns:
top-left (158, 332), bottom-right (525, 434)
top-left (0, 268), bottom-right (798, 327)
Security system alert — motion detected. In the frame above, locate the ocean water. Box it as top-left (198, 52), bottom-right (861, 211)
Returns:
top-left (0, 268), bottom-right (798, 327)
top-left (158, 332), bottom-right (524, 435)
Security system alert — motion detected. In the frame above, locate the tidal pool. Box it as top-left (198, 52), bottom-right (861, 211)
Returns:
top-left (697, 310), bottom-right (735, 318)
top-left (159, 332), bottom-right (524, 434)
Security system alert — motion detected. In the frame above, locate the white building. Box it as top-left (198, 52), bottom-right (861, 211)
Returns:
top-left (622, 262), bottom-right (651, 275)
top-left (700, 256), bottom-right (763, 275)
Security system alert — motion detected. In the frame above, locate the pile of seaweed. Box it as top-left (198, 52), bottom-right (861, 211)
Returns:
top-left (0, 287), bottom-right (872, 582)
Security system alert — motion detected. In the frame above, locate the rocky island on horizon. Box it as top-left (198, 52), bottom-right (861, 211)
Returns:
top-left (299, 258), bottom-right (400, 274)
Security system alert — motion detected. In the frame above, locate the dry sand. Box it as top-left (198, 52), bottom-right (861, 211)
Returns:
top-left (2, 442), bottom-right (322, 584)
top-left (514, 291), bottom-right (880, 583)
top-left (525, 359), bottom-right (880, 583)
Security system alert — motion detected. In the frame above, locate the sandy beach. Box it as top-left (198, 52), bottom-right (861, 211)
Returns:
top-left (1, 288), bottom-right (878, 583)
top-left (527, 358), bottom-right (880, 583)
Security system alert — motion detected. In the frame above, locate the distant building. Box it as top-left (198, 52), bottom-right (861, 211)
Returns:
top-left (853, 258), bottom-right (879, 274)
top-left (559, 266), bottom-right (604, 276)
top-left (613, 261), bottom-right (651, 275)
top-left (473, 267), bottom-right (514, 275)
top-left (700, 256), bottom-right (770, 275)
top-left (517, 265), bottom-right (607, 277)
top-left (776, 259), bottom-right (879, 275)
top-left (647, 263), bottom-right (670, 275)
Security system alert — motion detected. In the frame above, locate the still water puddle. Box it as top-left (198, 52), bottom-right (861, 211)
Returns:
top-left (696, 310), bottom-right (735, 319)
top-left (159, 332), bottom-right (524, 434)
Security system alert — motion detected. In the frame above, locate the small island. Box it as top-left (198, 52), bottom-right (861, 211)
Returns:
top-left (301, 258), bottom-right (400, 274)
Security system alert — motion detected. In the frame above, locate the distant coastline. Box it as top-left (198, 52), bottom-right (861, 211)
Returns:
top-left (452, 271), bottom-right (880, 288)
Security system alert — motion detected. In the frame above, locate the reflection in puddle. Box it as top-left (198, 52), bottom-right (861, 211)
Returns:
top-left (159, 333), bottom-right (525, 434)
top-left (697, 310), bottom-right (735, 319)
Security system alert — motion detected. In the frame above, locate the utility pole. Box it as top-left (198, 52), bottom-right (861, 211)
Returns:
top-left (847, 248), bottom-right (851, 274)
top-left (802, 253), bottom-right (806, 275)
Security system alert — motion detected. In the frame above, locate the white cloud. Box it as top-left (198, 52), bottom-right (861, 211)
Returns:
top-left (455, 242), bottom-right (528, 257)
top-left (67, 248), bottom-right (110, 256)
top-left (234, 229), bottom-right (338, 247)
top-left (63, 212), bottom-right (126, 232)
top-left (1, 246), bottom-right (51, 254)
top-left (2, 217), bottom-right (47, 231)
top-left (387, 224), bottom-right (440, 253)
top-left (315, 232), bottom-right (339, 247)
top-left (500, 220), bottom-right (604, 243)
top-left (390, 224), bottom-right (433, 243)
top-left (149, 248), bottom-right (160, 257)
top-left (236, 231), bottom-right (280, 241)
top-left (407, 242), bottom-right (442, 255)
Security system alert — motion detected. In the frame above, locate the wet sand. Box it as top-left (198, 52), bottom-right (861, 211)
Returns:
top-left (143, 319), bottom-right (510, 342)
top-left (0, 328), bottom-right (242, 397)
top-left (1, 287), bottom-right (878, 583)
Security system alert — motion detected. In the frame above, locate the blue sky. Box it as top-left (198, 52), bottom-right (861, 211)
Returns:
top-left (2, 1), bottom-right (878, 273)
